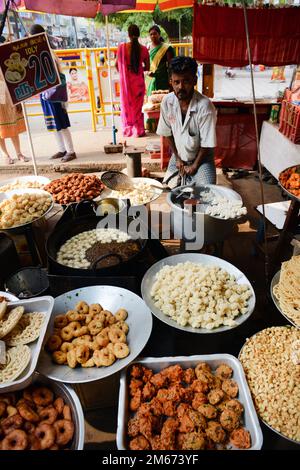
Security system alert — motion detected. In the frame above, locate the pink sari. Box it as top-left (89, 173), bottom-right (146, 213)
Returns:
top-left (117, 43), bottom-right (149, 137)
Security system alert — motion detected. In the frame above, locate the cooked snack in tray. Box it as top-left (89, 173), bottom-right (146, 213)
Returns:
top-left (44, 173), bottom-right (103, 205)
top-left (279, 165), bottom-right (300, 197)
top-left (0, 305), bottom-right (24, 339)
top-left (0, 303), bottom-right (45, 384)
top-left (4, 312), bottom-right (45, 346)
top-left (109, 182), bottom-right (160, 206)
top-left (0, 345), bottom-right (31, 384)
top-left (239, 326), bottom-right (300, 443)
top-left (0, 180), bottom-right (45, 193)
top-left (0, 385), bottom-right (75, 450)
top-left (47, 301), bottom-right (130, 369)
top-left (126, 362), bottom-right (251, 450)
top-left (273, 255), bottom-right (300, 327)
top-left (56, 228), bottom-right (140, 269)
top-left (150, 262), bottom-right (252, 330)
top-left (0, 193), bottom-right (52, 229)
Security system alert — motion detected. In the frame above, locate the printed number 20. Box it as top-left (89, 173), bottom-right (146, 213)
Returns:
top-left (29, 51), bottom-right (57, 90)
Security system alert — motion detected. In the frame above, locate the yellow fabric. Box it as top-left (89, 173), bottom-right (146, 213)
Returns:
top-left (150, 43), bottom-right (170, 74)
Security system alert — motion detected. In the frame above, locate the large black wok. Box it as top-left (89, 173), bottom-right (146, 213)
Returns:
top-left (46, 214), bottom-right (147, 276)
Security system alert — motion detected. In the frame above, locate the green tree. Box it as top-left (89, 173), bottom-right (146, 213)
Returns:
top-left (95, 7), bottom-right (192, 41)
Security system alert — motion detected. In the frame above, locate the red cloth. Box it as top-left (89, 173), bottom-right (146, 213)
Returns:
top-left (193, 4), bottom-right (300, 67)
top-left (215, 112), bottom-right (267, 170)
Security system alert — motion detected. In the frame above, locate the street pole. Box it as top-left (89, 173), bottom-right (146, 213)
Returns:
top-left (105, 15), bottom-right (117, 145)
top-left (72, 17), bottom-right (79, 48)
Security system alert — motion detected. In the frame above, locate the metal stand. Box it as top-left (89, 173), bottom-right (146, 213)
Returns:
top-left (124, 146), bottom-right (143, 177)
top-left (24, 225), bottom-right (41, 265)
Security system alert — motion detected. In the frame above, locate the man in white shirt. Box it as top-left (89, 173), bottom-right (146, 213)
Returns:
top-left (157, 56), bottom-right (217, 188)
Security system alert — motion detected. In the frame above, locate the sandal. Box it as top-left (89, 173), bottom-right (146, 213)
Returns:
top-left (61, 152), bottom-right (77, 162)
top-left (50, 151), bottom-right (66, 160)
top-left (6, 156), bottom-right (14, 165)
top-left (17, 153), bottom-right (30, 162)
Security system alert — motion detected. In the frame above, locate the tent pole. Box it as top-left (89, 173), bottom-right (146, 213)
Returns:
top-left (105, 15), bottom-right (117, 145)
top-left (4, 1), bottom-right (38, 175)
top-left (242, 0), bottom-right (269, 282)
top-left (22, 103), bottom-right (38, 176)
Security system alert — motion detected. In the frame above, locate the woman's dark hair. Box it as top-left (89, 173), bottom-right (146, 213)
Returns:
top-left (149, 25), bottom-right (160, 35)
top-left (149, 25), bottom-right (164, 43)
top-left (69, 68), bottom-right (77, 74)
top-left (29, 24), bottom-right (45, 35)
top-left (128, 24), bottom-right (140, 75)
top-left (169, 56), bottom-right (198, 77)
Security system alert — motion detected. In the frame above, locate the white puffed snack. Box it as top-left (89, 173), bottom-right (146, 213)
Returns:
top-left (57, 228), bottom-right (132, 269)
top-left (150, 261), bottom-right (252, 330)
top-left (110, 182), bottom-right (159, 206)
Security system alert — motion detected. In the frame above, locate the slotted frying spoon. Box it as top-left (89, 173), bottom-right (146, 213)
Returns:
top-left (101, 171), bottom-right (163, 192)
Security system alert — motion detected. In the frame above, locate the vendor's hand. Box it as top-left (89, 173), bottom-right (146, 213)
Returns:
top-left (184, 164), bottom-right (198, 176)
top-left (176, 157), bottom-right (184, 174)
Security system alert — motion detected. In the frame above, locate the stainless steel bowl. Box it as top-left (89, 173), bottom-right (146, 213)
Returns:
top-left (94, 197), bottom-right (127, 216)
top-left (0, 372), bottom-right (85, 449)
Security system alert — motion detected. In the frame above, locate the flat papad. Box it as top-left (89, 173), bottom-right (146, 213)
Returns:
top-left (0, 344), bottom-right (31, 383)
top-left (0, 301), bottom-right (7, 321)
top-left (0, 306), bottom-right (24, 339)
top-left (4, 312), bottom-right (45, 346)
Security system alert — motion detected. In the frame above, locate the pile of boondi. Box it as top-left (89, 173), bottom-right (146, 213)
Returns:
top-left (239, 327), bottom-right (300, 443)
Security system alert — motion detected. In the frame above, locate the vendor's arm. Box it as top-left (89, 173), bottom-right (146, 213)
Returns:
top-left (157, 97), bottom-right (184, 173)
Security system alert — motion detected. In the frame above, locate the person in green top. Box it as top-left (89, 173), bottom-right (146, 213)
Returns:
top-left (146, 25), bottom-right (175, 132)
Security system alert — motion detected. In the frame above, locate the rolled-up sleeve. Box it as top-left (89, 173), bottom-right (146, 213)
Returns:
top-left (157, 99), bottom-right (172, 137)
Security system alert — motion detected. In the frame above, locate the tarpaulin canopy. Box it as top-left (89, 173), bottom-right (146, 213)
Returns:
top-left (193, 4), bottom-right (300, 67)
top-left (22, 0), bottom-right (136, 17)
top-left (132, 0), bottom-right (193, 12)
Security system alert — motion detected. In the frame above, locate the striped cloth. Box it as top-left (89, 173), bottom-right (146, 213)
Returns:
top-left (40, 98), bottom-right (70, 132)
top-left (0, 96), bottom-right (25, 139)
top-left (163, 154), bottom-right (216, 189)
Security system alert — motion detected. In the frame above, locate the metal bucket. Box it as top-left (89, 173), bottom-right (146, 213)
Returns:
top-left (4, 267), bottom-right (49, 299)
top-left (167, 184), bottom-right (241, 244)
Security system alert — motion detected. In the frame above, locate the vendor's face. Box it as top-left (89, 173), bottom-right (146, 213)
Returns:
top-left (149, 29), bottom-right (160, 45)
top-left (170, 72), bottom-right (197, 102)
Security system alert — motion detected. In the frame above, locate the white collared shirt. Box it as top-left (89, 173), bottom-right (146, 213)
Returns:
top-left (157, 90), bottom-right (217, 162)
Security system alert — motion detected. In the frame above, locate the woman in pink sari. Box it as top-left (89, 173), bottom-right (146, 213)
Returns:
top-left (116, 24), bottom-right (150, 137)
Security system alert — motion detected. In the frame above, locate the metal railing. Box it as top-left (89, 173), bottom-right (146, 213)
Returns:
top-left (25, 43), bottom-right (193, 131)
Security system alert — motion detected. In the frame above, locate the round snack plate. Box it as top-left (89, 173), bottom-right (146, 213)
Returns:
top-left (37, 286), bottom-right (153, 384)
top-left (0, 188), bottom-right (54, 231)
top-left (278, 164), bottom-right (300, 202)
top-left (141, 253), bottom-right (256, 334)
top-left (0, 290), bottom-right (19, 302)
top-left (170, 184), bottom-right (244, 221)
top-left (270, 270), bottom-right (299, 328)
top-left (238, 327), bottom-right (300, 446)
top-left (98, 177), bottom-right (163, 206)
top-left (11, 372), bottom-right (84, 449)
top-left (0, 175), bottom-right (51, 192)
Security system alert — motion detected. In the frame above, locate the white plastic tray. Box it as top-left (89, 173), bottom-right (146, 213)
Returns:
top-left (0, 296), bottom-right (54, 392)
top-left (0, 291), bottom-right (18, 302)
top-left (117, 354), bottom-right (263, 451)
